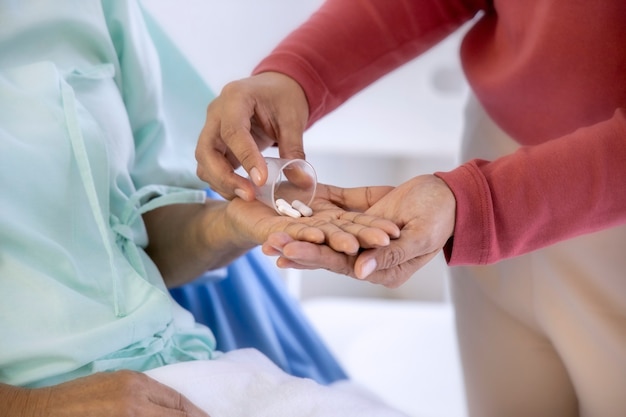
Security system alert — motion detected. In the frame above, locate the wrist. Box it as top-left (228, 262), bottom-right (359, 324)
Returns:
top-left (0, 384), bottom-right (48, 417)
top-left (221, 199), bottom-right (260, 250)
top-left (195, 199), bottom-right (255, 266)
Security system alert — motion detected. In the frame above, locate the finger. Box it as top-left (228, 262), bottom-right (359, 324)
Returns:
top-left (325, 218), bottom-right (391, 249)
top-left (264, 233), bottom-right (356, 273)
top-left (200, 152), bottom-right (257, 201)
top-left (227, 199), bottom-right (334, 247)
top-left (284, 164), bottom-right (317, 191)
top-left (387, 228), bottom-right (436, 267)
top-left (153, 402), bottom-right (210, 417)
top-left (275, 221), bottom-right (361, 255)
top-left (262, 244), bottom-right (282, 257)
top-left (262, 232), bottom-right (293, 255)
top-left (353, 228), bottom-right (442, 280)
top-left (281, 222), bottom-right (327, 245)
top-left (146, 376), bottom-right (210, 417)
top-left (220, 123), bottom-right (268, 189)
top-left (318, 185), bottom-right (395, 212)
top-left (275, 256), bottom-right (333, 271)
top-left (277, 240), bottom-right (357, 277)
top-left (195, 120), bottom-right (257, 200)
top-left (356, 250), bottom-right (440, 288)
top-left (338, 211), bottom-right (401, 242)
top-left (272, 73), bottom-right (308, 161)
top-left (212, 84), bottom-right (269, 188)
top-left (352, 229), bottom-right (427, 278)
top-left (251, 213), bottom-right (328, 245)
top-left (276, 126), bottom-right (306, 162)
top-left (323, 228), bottom-right (361, 255)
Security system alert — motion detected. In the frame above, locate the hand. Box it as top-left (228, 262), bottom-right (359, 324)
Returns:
top-left (196, 72), bottom-right (310, 201)
top-left (229, 183), bottom-right (401, 257)
top-left (261, 183), bottom-right (398, 273)
top-left (2, 371), bottom-right (209, 417)
top-left (264, 175), bottom-right (456, 288)
top-left (355, 174), bottom-right (456, 287)
top-left (144, 184), bottom-right (399, 288)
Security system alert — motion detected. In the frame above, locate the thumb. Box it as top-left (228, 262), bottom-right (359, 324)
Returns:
top-left (354, 250), bottom-right (440, 290)
top-left (320, 185), bottom-right (395, 212)
top-left (354, 229), bottom-right (433, 279)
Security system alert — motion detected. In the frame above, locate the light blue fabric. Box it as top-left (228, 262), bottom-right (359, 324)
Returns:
top-left (0, 0), bottom-right (216, 387)
top-left (0, 0), bottom-right (345, 389)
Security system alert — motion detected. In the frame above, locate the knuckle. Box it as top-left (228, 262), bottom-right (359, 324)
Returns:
top-left (195, 164), bottom-right (207, 180)
top-left (115, 370), bottom-right (148, 391)
top-left (333, 258), bottom-right (355, 278)
top-left (220, 124), bottom-right (247, 143)
top-left (237, 147), bottom-right (259, 166)
top-left (340, 253), bottom-right (359, 276)
top-left (380, 246), bottom-right (406, 268)
top-left (220, 79), bottom-right (245, 97)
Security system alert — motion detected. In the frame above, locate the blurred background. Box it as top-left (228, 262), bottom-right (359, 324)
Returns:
top-left (141, 1), bottom-right (470, 416)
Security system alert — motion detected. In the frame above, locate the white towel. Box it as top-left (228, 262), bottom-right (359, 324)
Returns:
top-left (145, 348), bottom-right (409, 416)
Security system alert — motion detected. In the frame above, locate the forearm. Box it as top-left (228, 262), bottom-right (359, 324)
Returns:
top-left (253, 0), bottom-right (480, 125)
top-left (143, 185), bottom-right (405, 287)
top-left (0, 383), bottom-right (42, 417)
top-left (142, 200), bottom-right (253, 288)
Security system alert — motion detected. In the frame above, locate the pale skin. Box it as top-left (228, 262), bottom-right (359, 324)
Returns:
top-left (2, 186), bottom-right (399, 417)
top-left (195, 71), bottom-right (457, 287)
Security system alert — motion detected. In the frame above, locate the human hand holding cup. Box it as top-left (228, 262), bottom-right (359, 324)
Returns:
top-left (251, 157), bottom-right (317, 217)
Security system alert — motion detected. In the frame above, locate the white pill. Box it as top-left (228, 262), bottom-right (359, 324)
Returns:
top-left (276, 198), bottom-right (301, 218)
top-left (291, 199), bottom-right (313, 217)
top-left (277, 203), bottom-right (302, 218)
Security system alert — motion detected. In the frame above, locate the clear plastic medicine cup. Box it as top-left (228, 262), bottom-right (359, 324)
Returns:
top-left (251, 157), bottom-right (317, 215)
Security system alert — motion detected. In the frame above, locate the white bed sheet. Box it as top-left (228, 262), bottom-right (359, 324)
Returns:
top-left (302, 298), bottom-right (468, 417)
top-left (145, 348), bottom-right (409, 416)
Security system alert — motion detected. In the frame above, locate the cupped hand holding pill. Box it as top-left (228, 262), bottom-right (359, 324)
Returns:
top-left (228, 182), bottom-right (400, 258)
top-left (261, 184), bottom-right (402, 260)
top-left (264, 175), bottom-right (456, 288)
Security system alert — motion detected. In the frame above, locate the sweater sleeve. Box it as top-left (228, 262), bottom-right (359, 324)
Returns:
top-left (436, 108), bottom-right (626, 265)
top-left (252, 0), bottom-right (486, 126)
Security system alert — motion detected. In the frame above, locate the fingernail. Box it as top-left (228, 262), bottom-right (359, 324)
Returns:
top-left (250, 167), bottom-right (263, 186)
top-left (234, 188), bottom-right (248, 200)
top-left (358, 259), bottom-right (377, 279)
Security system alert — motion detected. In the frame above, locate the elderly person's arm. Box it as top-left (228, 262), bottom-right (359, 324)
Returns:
top-left (144, 183), bottom-right (400, 288)
top-left (1, 184), bottom-right (398, 416)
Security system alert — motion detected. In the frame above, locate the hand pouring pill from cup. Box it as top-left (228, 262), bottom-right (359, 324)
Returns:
top-left (250, 157), bottom-right (317, 218)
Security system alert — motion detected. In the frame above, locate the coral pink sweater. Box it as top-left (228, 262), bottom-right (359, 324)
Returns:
top-left (253, 0), bottom-right (626, 265)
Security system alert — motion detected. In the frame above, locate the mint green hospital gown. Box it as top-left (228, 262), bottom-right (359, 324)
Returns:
top-left (0, 0), bottom-right (218, 387)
